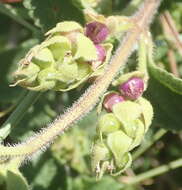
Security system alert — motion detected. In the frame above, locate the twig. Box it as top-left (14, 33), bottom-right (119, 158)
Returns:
top-left (0, 0), bottom-right (162, 161)
top-left (132, 129), bottom-right (167, 160)
top-left (160, 11), bottom-right (182, 56)
top-left (167, 49), bottom-right (179, 77)
top-left (121, 158), bottom-right (182, 186)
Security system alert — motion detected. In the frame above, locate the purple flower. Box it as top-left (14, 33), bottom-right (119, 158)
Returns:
top-left (95, 44), bottom-right (106, 62)
top-left (103, 93), bottom-right (125, 112)
top-left (118, 77), bottom-right (144, 100)
top-left (85, 21), bottom-right (109, 44)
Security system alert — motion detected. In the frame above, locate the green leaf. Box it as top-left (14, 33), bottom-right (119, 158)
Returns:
top-left (23, 0), bottom-right (84, 32)
top-left (145, 75), bottom-right (182, 131)
top-left (148, 61), bottom-right (182, 95)
top-left (6, 170), bottom-right (29, 190)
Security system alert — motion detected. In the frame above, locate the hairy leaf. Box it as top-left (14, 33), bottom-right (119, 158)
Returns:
top-left (23, 0), bottom-right (84, 32)
top-left (148, 61), bottom-right (182, 95)
top-left (145, 75), bottom-right (182, 131)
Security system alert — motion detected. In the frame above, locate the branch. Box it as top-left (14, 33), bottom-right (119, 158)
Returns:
top-left (121, 158), bottom-right (182, 185)
top-left (0, 0), bottom-right (162, 161)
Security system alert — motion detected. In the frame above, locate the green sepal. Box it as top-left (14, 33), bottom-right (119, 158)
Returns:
top-left (111, 153), bottom-right (132, 176)
top-left (45, 21), bottom-right (83, 36)
top-left (112, 71), bottom-right (145, 86)
top-left (137, 97), bottom-right (153, 132)
top-left (57, 60), bottom-right (78, 83)
top-left (41, 35), bottom-right (71, 61)
top-left (32, 47), bottom-right (55, 68)
top-left (129, 119), bottom-right (145, 150)
top-left (13, 62), bottom-right (40, 87)
top-left (96, 90), bottom-right (117, 115)
top-left (84, 10), bottom-right (134, 36)
top-left (74, 33), bottom-right (97, 61)
top-left (107, 130), bottom-right (132, 168)
top-left (98, 113), bottom-right (121, 136)
top-left (90, 43), bottom-right (113, 77)
top-left (28, 68), bottom-right (57, 91)
top-left (77, 62), bottom-right (92, 80)
top-left (112, 101), bottom-right (142, 125)
top-left (105, 16), bottom-right (134, 35)
top-left (91, 140), bottom-right (110, 173)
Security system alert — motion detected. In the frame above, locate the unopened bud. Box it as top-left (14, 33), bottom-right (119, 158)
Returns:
top-left (103, 93), bottom-right (124, 112)
top-left (85, 21), bottom-right (109, 44)
top-left (118, 77), bottom-right (144, 100)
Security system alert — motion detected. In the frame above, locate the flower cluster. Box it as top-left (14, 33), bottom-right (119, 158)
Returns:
top-left (91, 77), bottom-right (153, 178)
top-left (13, 21), bottom-right (112, 91)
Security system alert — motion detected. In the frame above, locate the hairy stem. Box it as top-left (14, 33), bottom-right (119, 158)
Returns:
top-left (0, 0), bottom-right (162, 161)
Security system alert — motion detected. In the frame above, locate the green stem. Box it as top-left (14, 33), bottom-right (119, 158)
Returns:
top-left (125, 158), bottom-right (182, 185)
top-left (0, 0), bottom-right (162, 160)
top-left (0, 3), bottom-right (39, 34)
top-left (132, 129), bottom-right (167, 160)
top-left (0, 91), bottom-right (41, 141)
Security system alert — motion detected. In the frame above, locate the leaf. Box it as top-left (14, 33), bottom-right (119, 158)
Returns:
top-left (23, 0), bottom-right (84, 32)
top-left (148, 61), bottom-right (182, 95)
top-left (144, 74), bottom-right (182, 131)
top-left (6, 170), bottom-right (29, 190)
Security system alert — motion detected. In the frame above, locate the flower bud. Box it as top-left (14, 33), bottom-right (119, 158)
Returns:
top-left (85, 21), bottom-right (109, 44)
top-left (13, 21), bottom-right (113, 92)
top-left (103, 93), bottom-right (124, 112)
top-left (95, 44), bottom-right (106, 62)
top-left (98, 113), bottom-right (121, 135)
top-left (118, 77), bottom-right (144, 100)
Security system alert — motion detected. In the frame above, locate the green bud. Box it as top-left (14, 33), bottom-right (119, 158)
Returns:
top-left (13, 21), bottom-right (113, 92)
top-left (107, 130), bottom-right (132, 168)
top-left (98, 113), bottom-right (121, 135)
